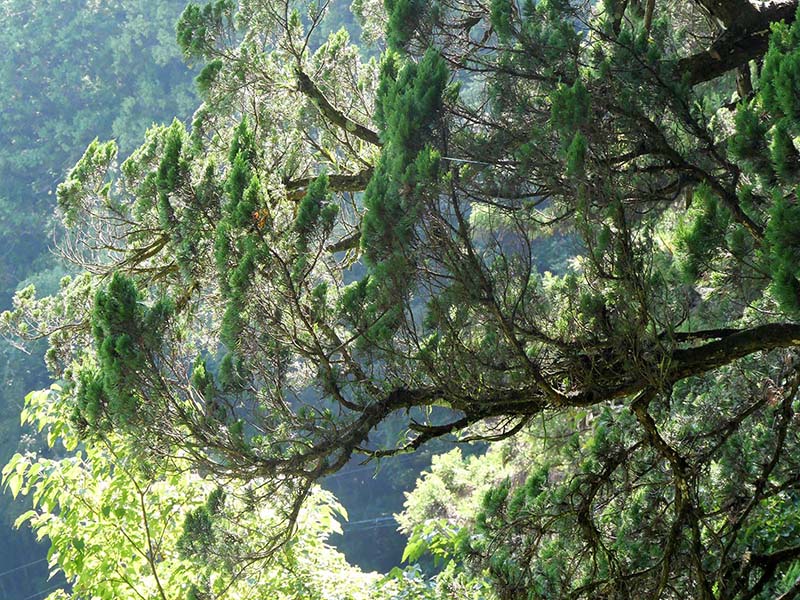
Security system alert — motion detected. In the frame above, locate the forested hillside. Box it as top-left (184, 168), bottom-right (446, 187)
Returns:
top-left (0, 1), bottom-right (197, 597)
top-left (5, 0), bottom-right (800, 598)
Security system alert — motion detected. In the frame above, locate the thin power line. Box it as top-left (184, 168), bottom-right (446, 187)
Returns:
top-left (343, 521), bottom-right (400, 533)
top-left (342, 515), bottom-right (395, 526)
top-left (22, 582), bottom-right (64, 600)
top-left (0, 557), bottom-right (47, 579)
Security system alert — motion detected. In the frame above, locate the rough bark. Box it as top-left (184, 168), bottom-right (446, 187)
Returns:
top-left (284, 167), bottom-right (375, 200)
top-left (670, 323), bottom-right (800, 379)
top-left (677, 0), bottom-right (797, 86)
top-left (693, 0), bottom-right (760, 28)
top-left (295, 69), bottom-right (381, 146)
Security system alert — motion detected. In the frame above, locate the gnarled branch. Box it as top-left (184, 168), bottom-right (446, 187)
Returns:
top-left (678, 0), bottom-right (797, 86)
top-left (295, 69), bottom-right (381, 146)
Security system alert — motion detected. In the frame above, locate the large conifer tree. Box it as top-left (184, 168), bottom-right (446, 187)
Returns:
top-left (7, 0), bottom-right (800, 596)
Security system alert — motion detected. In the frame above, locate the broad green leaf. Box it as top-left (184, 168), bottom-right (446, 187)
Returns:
top-left (14, 510), bottom-right (38, 529)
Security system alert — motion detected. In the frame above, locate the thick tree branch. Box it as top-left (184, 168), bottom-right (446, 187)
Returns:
top-left (644, 0), bottom-right (656, 33)
top-left (365, 416), bottom-right (471, 459)
top-left (677, 0), bottom-right (797, 86)
top-left (295, 69), bottom-right (381, 146)
top-left (693, 0), bottom-right (759, 29)
top-left (567, 324), bottom-right (800, 405)
top-left (326, 228), bottom-right (361, 253)
top-left (678, 30), bottom-right (772, 86)
top-left (670, 323), bottom-right (800, 379)
top-left (284, 167), bottom-right (374, 201)
top-left (666, 328), bottom-right (740, 342)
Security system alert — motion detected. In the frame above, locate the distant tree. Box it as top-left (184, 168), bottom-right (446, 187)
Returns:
top-left (0, 0), bottom-right (197, 300)
top-left (7, 0), bottom-right (800, 597)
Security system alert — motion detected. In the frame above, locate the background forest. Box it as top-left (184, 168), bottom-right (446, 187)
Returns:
top-left (4, 0), bottom-right (800, 599)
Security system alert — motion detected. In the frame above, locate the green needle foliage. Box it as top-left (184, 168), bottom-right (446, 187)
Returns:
top-left (73, 273), bottom-right (175, 431)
